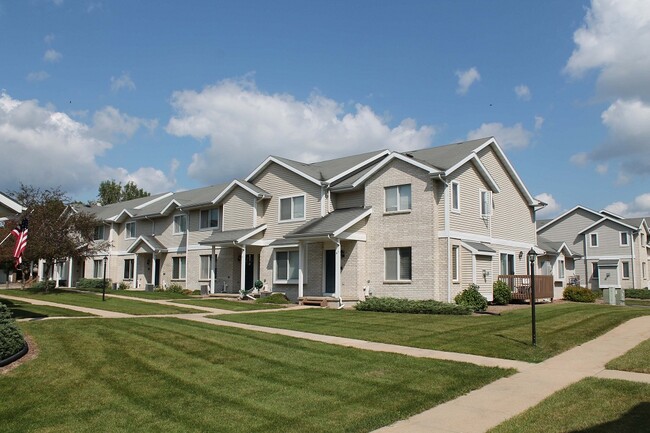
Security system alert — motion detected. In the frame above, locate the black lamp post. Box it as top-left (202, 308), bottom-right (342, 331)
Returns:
top-left (102, 255), bottom-right (108, 302)
top-left (527, 247), bottom-right (537, 346)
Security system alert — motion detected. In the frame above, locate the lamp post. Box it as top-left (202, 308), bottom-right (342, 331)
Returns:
top-left (527, 247), bottom-right (537, 346)
top-left (102, 255), bottom-right (108, 302)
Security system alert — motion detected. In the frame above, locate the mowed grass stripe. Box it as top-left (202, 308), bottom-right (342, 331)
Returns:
top-left (172, 298), bottom-right (286, 311)
top-left (0, 298), bottom-right (93, 319)
top-left (2, 318), bottom-right (512, 433)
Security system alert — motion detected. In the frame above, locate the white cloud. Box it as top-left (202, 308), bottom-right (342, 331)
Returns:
top-left (466, 122), bottom-right (531, 150)
top-left (44, 33), bottom-right (55, 45)
top-left (166, 78), bottom-right (436, 184)
top-left (110, 166), bottom-right (176, 194)
top-left (91, 106), bottom-right (157, 141)
top-left (455, 67), bottom-right (480, 95)
top-left (569, 152), bottom-right (589, 166)
top-left (110, 73), bottom-right (136, 92)
top-left (535, 193), bottom-right (561, 218)
top-left (26, 71), bottom-right (50, 82)
top-left (0, 92), bottom-right (173, 196)
top-left (534, 115), bottom-right (544, 130)
top-left (43, 49), bottom-right (62, 63)
top-left (604, 193), bottom-right (650, 217)
top-left (514, 85), bottom-right (531, 101)
top-left (51, 0), bottom-right (63, 6)
top-left (595, 163), bottom-right (608, 174)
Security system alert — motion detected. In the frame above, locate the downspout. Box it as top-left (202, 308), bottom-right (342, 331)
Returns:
top-left (436, 174), bottom-right (452, 303)
top-left (327, 234), bottom-right (344, 309)
top-left (630, 230), bottom-right (636, 288)
top-left (584, 234), bottom-right (589, 289)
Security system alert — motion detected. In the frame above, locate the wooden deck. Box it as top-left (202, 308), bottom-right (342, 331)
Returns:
top-left (498, 274), bottom-right (554, 301)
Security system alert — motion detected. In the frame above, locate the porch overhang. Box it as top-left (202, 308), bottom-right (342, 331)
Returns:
top-left (126, 235), bottom-right (167, 254)
top-left (284, 208), bottom-right (372, 242)
top-left (199, 225), bottom-right (267, 246)
top-left (461, 241), bottom-right (497, 256)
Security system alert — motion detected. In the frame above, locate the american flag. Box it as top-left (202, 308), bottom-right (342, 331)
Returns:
top-left (11, 218), bottom-right (28, 268)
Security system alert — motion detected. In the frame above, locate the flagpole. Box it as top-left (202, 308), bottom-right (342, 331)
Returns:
top-left (0, 232), bottom-right (12, 246)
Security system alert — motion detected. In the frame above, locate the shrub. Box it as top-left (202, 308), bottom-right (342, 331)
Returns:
top-left (492, 280), bottom-right (511, 305)
top-left (454, 284), bottom-right (488, 312)
top-left (77, 278), bottom-right (111, 290)
top-left (181, 289), bottom-right (194, 296)
top-left (117, 282), bottom-right (130, 291)
top-left (166, 283), bottom-right (184, 294)
top-left (625, 289), bottom-right (650, 299)
top-left (30, 280), bottom-right (56, 291)
top-left (563, 285), bottom-right (597, 303)
top-left (355, 297), bottom-right (472, 315)
top-left (256, 293), bottom-right (291, 304)
top-left (0, 303), bottom-right (25, 360)
top-left (192, 289), bottom-right (201, 295)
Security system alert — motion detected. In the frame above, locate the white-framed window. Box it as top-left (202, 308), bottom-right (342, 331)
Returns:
top-left (480, 190), bottom-right (492, 218)
top-left (558, 260), bottom-right (565, 279)
top-left (619, 232), bottom-right (629, 246)
top-left (452, 245), bottom-right (460, 281)
top-left (500, 253), bottom-right (515, 275)
top-left (592, 262), bottom-right (599, 279)
top-left (279, 195), bottom-right (305, 222)
top-left (93, 225), bottom-right (105, 241)
top-left (173, 214), bottom-right (187, 234)
top-left (200, 255), bottom-right (216, 280)
top-left (385, 247), bottom-right (412, 281)
top-left (172, 257), bottom-right (186, 280)
top-left (125, 221), bottom-right (136, 239)
top-left (451, 181), bottom-right (460, 212)
top-left (93, 259), bottom-right (103, 278)
top-left (123, 259), bottom-right (134, 280)
top-left (589, 233), bottom-right (599, 247)
top-left (274, 250), bottom-right (299, 282)
top-left (200, 208), bottom-right (220, 229)
top-left (622, 261), bottom-right (630, 279)
top-left (385, 184), bottom-right (412, 212)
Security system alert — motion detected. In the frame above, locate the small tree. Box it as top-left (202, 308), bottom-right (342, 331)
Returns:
top-left (97, 179), bottom-right (150, 205)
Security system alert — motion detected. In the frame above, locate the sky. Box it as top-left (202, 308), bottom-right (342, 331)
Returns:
top-left (1, 0), bottom-right (649, 218)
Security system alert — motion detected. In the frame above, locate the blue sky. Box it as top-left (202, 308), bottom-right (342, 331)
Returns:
top-left (1, 0), bottom-right (649, 218)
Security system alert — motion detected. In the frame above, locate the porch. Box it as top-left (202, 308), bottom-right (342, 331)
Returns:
top-left (498, 274), bottom-right (554, 301)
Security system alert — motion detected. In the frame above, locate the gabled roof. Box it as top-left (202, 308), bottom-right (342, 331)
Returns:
top-left (198, 225), bottom-right (266, 246)
top-left (210, 179), bottom-right (271, 205)
top-left (536, 205), bottom-right (604, 232)
top-left (578, 216), bottom-right (638, 235)
top-left (285, 207), bottom-right (372, 239)
top-left (537, 237), bottom-right (581, 258)
top-left (126, 235), bottom-right (167, 254)
top-left (600, 209), bottom-right (624, 219)
top-left (80, 192), bottom-right (173, 222)
top-left (461, 241), bottom-right (497, 256)
top-left (0, 191), bottom-right (24, 218)
top-left (622, 217), bottom-right (649, 232)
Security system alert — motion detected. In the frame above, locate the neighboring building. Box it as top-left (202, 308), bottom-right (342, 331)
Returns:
top-left (76, 136), bottom-right (543, 303)
top-left (0, 192), bottom-right (25, 284)
top-left (537, 206), bottom-right (650, 293)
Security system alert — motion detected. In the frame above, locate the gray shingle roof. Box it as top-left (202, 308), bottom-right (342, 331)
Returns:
top-left (78, 192), bottom-right (171, 221)
top-left (199, 226), bottom-right (265, 245)
top-left (126, 235), bottom-right (167, 253)
top-left (403, 138), bottom-right (489, 171)
top-left (598, 259), bottom-right (619, 267)
top-left (622, 217), bottom-right (648, 229)
top-left (462, 241), bottom-right (496, 255)
top-left (285, 208), bottom-right (370, 238)
top-left (272, 150), bottom-right (388, 182)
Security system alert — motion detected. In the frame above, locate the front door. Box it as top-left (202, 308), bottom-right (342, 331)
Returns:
top-left (324, 249), bottom-right (336, 295)
top-left (154, 259), bottom-right (160, 287)
top-left (245, 254), bottom-right (255, 290)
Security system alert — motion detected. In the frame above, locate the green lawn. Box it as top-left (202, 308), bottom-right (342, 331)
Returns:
top-left (173, 298), bottom-right (287, 311)
top-left (625, 299), bottom-right (650, 307)
top-left (489, 378), bottom-right (650, 433)
top-left (213, 303), bottom-right (650, 362)
top-left (0, 298), bottom-right (92, 319)
top-left (606, 338), bottom-right (650, 374)
top-left (73, 288), bottom-right (191, 300)
top-left (1, 318), bottom-right (512, 433)
top-left (0, 289), bottom-right (201, 315)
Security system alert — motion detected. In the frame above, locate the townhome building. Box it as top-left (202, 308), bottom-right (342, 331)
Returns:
top-left (537, 206), bottom-right (650, 296)
top-left (0, 192), bottom-right (25, 284)
top-left (75, 136), bottom-right (543, 304)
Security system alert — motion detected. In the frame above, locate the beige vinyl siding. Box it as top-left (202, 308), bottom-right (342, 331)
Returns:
top-left (448, 163), bottom-right (491, 236)
top-left (222, 187), bottom-right (255, 231)
top-left (250, 163), bottom-right (322, 239)
top-left (538, 209), bottom-right (600, 252)
top-left (477, 147), bottom-right (535, 244)
top-left (114, 219), bottom-right (153, 251)
top-left (186, 207), bottom-right (223, 246)
top-left (584, 220), bottom-right (635, 258)
top-left (153, 214), bottom-right (187, 252)
top-left (460, 245), bottom-right (473, 286)
top-left (333, 190), bottom-right (365, 209)
top-left (475, 255), bottom-right (493, 300)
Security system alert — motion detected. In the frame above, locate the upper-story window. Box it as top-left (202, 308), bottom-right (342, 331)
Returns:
top-left (589, 233), bottom-right (599, 247)
top-left (279, 195), bottom-right (305, 222)
top-left (93, 225), bottom-right (105, 241)
top-left (480, 190), bottom-right (492, 218)
top-left (451, 181), bottom-right (460, 212)
top-left (385, 184), bottom-right (411, 212)
top-left (200, 208), bottom-right (220, 229)
top-left (125, 221), bottom-right (136, 239)
top-left (173, 214), bottom-right (187, 234)
top-left (620, 232), bottom-right (629, 246)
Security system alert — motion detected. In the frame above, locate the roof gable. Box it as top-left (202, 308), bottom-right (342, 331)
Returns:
top-left (536, 205), bottom-right (604, 232)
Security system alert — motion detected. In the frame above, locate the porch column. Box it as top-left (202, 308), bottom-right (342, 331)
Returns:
top-left (298, 241), bottom-right (304, 298)
top-left (335, 239), bottom-right (341, 298)
top-left (38, 260), bottom-right (44, 282)
top-left (68, 258), bottom-right (73, 287)
top-left (54, 263), bottom-right (60, 288)
top-left (151, 254), bottom-right (156, 287)
top-left (134, 255), bottom-right (138, 288)
top-left (240, 245), bottom-right (246, 291)
top-left (210, 246), bottom-right (216, 294)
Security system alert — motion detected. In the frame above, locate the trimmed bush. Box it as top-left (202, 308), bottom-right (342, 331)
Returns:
top-left (625, 289), bottom-right (650, 299)
top-left (117, 282), bottom-right (130, 291)
top-left (0, 303), bottom-right (25, 360)
top-left (166, 283), bottom-right (184, 294)
top-left (256, 293), bottom-right (291, 304)
top-left (563, 285), bottom-right (597, 303)
top-left (181, 289), bottom-right (193, 296)
top-left (77, 278), bottom-right (111, 290)
top-left (454, 284), bottom-right (488, 312)
top-left (355, 297), bottom-right (472, 315)
top-left (30, 280), bottom-right (56, 291)
top-left (492, 280), bottom-right (511, 305)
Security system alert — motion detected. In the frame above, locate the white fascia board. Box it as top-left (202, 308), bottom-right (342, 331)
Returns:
top-left (133, 192), bottom-right (174, 210)
top-left (338, 231), bottom-right (366, 241)
top-left (325, 150), bottom-right (391, 184)
top-left (110, 209), bottom-right (135, 222)
top-left (211, 180), bottom-right (269, 205)
top-left (536, 205), bottom-right (601, 232)
top-left (126, 236), bottom-right (157, 253)
top-left (332, 208), bottom-right (372, 237)
top-left (461, 241), bottom-right (497, 256)
top-left (236, 224), bottom-right (267, 243)
top-left (0, 192), bottom-right (24, 214)
top-left (472, 156), bottom-right (500, 193)
top-left (245, 156), bottom-right (321, 186)
top-left (577, 217), bottom-right (638, 235)
top-left (600, 209), bottom-right (624, 219)
top-left (351, 153), bottom-right (439, 188)
top-left (161, 199), bottom-right (181, 215)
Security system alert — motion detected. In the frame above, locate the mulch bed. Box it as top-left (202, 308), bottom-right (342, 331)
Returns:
top-left (0, 333), bottom-right (38, 375)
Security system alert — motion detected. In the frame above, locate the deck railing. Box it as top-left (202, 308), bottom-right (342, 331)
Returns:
top-left (498, 274), bottom-right (554, 301)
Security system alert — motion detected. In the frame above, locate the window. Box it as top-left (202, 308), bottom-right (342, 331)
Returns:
top-left (589, 233), bottom-right (598, 247)
top-left (279, 195), bottom-right (305, 221)
top-left (385, 247), bottom-right (412, 281)
top-left (125, 222), bottom-right (136, 239)
top-left (172, 257), bottom-right (186, 280)
top-left (451, 181), bottom-right (460, 212)
top-left (93, 225), bottom-right (105, 241)
top-left (93, 259), bottom-right (103, 278)
top-left (200, 255), bottom-right (217, 280)
top-left (622, 261), bottom-right (630, 279)
top-left (480, 190), bottom-right (492, 217)
top-left (123, 259), bottom-right (134, 280)
top-left (500, 253), bottom-right (515, 275)
top-left (592, 263), bottom-right (599, 279)
top-left (275, 250), bottom-right (299, 282)
top-left (620, 232), bottom-right (629, 246)
top-left (200, 208), bottom-right (220, 229)
top-left (173, 215), bottom-right (187, 234)
top-left (558, 260), bottom-right (565, 279)
top-left (452, 245), bottom-right (460, 281)
top-left (385, 185), bottom-right (412, 212)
